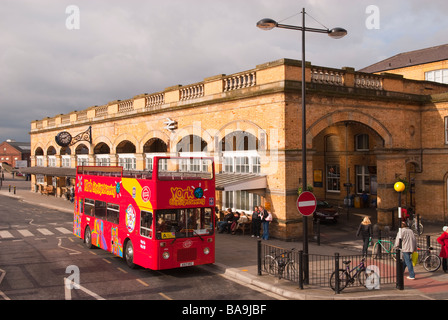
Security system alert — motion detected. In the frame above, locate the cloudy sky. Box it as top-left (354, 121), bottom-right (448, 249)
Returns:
top-left (1, 0), bottom-right (448, 142)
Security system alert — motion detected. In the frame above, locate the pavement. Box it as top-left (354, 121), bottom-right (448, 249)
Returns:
top-left (1, 176), bottom-right (448, 300)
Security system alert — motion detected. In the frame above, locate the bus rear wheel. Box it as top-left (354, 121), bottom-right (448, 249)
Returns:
top-left (125, 240), bottom-right (136, 269)
top-left (84, 226), bottom-right (93, 249)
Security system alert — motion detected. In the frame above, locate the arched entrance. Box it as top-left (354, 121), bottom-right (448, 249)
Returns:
top-left (311, 120), bottom-right (385, 211)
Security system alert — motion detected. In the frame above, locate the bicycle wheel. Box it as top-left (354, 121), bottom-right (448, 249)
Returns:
top-left (284, 261), bottom-right (297, 281)
top-left (329, 270), bottom-right (349, 292)
top-left (411, 222), bottom-right (424, 236)
top-left (423, 254), bottom-right (441, 272)
top-left (264, 255), bottom-right (278, 275)
top-left (357, 269), bottom-right (367, 287)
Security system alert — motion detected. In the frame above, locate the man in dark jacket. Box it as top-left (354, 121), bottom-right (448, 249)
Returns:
top-left (218, 209), bottom-right (234, 233)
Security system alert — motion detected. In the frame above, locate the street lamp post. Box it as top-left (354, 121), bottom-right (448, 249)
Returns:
top-left (257, 9), bottom-right (347, 282)
top-left (394, 181), bottom-right (406, 290)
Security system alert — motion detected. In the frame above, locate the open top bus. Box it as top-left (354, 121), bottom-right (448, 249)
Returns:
top-left (73, 157), bottom-right (216, 270)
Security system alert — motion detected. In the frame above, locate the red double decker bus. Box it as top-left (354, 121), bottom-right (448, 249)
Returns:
top-left (73, 157), bottom-right (216, 270)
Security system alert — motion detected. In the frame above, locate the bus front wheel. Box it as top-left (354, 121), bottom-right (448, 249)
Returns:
top-left (125, 240), bottom-right (136, 269)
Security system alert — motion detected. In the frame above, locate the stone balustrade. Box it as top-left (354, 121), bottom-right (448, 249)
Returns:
top-left (311, 68), bottom-right (344, 86)
top-left (224, 72), bottom-right (256, 91)
top-left (31, 59), bottom-right (448, 132)
top-left (180, 84), bottom-right (204, 101)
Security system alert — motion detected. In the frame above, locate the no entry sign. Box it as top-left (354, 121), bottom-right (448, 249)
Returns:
top-left (297, 191), bottom-right (317, 216)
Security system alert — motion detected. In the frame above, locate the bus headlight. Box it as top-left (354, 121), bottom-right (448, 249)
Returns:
top-left (203, 247), bottom-right (210, 255)
top-left (162, 251), bottom-right (170, 259)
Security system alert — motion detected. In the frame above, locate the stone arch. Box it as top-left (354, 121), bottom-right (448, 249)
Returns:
top-left (216, 120), bottom-right (267, 152)
top-left (92, 136), bottom-right (113, 154)
top-left (139, 130), bottom-right (170, 153)
top-left (307, 109), bottom-right (392, 149)
top-left (113, 134), bottom-right (139, 153)
top-left (171, 124), bottom-right (213, 153)
top-left (44, 141), bottom-right (59, 156)
top-left (75, 143), bottom-right (90, 155)
top-left (34, 146), bottom-right (44, 156)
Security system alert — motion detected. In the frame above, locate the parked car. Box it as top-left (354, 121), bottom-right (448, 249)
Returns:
top-left (313, 200), bottom-right (339, 223)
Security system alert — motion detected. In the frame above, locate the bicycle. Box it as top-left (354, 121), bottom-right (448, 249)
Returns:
top-left (407, 218), bottom-right (424, 236)
top-left (263, 248), bottom-right (297, 280)
top-left (372, 238), bottom-right (396, 261)
top-left (329, 258), bottom-right (367, 292)
top-left (417, 246), bottom-right (441, 272)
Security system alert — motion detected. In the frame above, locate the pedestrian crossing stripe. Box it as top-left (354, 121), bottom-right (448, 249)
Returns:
top-left (0, 231), bottom-right (13, 239)
top-left (18, 230), bottom-right (33, 237)
top-left (0, 227), bottom-right (73, 239)
top-left (37, 228), bottom-right (54, 236)
top-left (55, 227), bottom-right (72, 234)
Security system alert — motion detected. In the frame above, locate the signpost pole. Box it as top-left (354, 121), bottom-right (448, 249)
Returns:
top-left (297, 191), bottom-right (317, 285)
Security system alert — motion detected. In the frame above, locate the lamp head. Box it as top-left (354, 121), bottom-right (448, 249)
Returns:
top-left (328, 27), bottom-right (347, 39)
top-left (257, 18), bottom-right (278, 31)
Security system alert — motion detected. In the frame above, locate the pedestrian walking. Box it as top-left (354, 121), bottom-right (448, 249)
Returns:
top-left (356, 216), bottom-right (372, 256)
top-left (437, 226), bottom-right (448, 273)
top-left (394, 221), bottom-right (417, 280)
top-left (251, 206), bottom-right (261, 238)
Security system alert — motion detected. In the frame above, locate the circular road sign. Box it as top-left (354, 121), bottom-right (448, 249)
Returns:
top-left (297, 191), bottom-right (317, 217)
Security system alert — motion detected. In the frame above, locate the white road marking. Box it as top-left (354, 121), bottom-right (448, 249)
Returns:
top-left (0, 231), bottom-right (14, 239)
top-left (37, 228), bottom-right (54, 236)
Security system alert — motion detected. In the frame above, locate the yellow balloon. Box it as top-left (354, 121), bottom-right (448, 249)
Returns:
top-left (394, 182), bottom-right (405, 192)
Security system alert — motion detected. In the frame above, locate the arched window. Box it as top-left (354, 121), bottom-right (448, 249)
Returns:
top-left (143, 138), bottom-right (168, 171)
top-left (176, 135), bottom-right (207, 153)
top-left (75, 144), bottom-right (89, 166)
top-left (116, 141), bottom-right (136, 170)
top-left (220, 131), bottom-right (260, 174)
top-left (35, 147), bottom-right (44, 166)
top-left (94, 143), bottom-right (111, 166)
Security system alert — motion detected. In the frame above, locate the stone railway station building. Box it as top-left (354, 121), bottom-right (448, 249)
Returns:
top-left (26, 49), bottom-right (448, 240)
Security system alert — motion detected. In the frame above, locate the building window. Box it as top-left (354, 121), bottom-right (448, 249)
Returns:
top-left (445, 117), bottom-right (448, 145)
top-left (47, 156), bottom-right (56, 167)
top-left (62, 156), bottom-right (71, 168)
top-left (96, 156), bottom-right (110, 167)
top-left (145, 155), bottom-right (167, 172)
top-left (36, 156), bottom-right (44, 167)
top-left (356, 165), bottom-right (370, 194)
top-left (222, 152), bottom-right (261, 174)
top-left (252, 156), bottom-right (261, 174)
top-left (425, 69), bottom-right (448, 84)
top-left (222, 191), bottom-right (261, 213)
top-left (235, 157), bottom-right (249, 173)
top-left (118, 155), bottom-right (136, 170)
top-left (77, 155), bottom-right (89, 166)
top-left (36, 174), bottom-right (44, 184)
top-left (355, 134), bottom-right (369, 151)
top-left (326, 164), bottom-right (340, 192)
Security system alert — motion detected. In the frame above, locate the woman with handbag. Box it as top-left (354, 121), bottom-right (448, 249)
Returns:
top-left (437, 226), bottom-right (448, 273)
top-left (260, 206), bottom-right (272, 240)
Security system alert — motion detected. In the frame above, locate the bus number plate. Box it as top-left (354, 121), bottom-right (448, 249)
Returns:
top-left (180, 262), bottom-right (194, 267)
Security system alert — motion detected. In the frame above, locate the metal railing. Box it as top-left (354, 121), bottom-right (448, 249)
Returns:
top-left (258, 241), bottom-right (397, 292)
top-left (258, 234), bottom-right (442, 293)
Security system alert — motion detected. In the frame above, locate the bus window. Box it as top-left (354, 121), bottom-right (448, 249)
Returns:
top-left (85, 199), bottom-right (95, 216)
top-left (95, 200), bottom-right (107, 219)
top-left (107, 203), bottom-right (120, 224)
top-left (141, 210), bottom-right (153, 238)
top-left (155, 208), bottom-right (214, 240)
